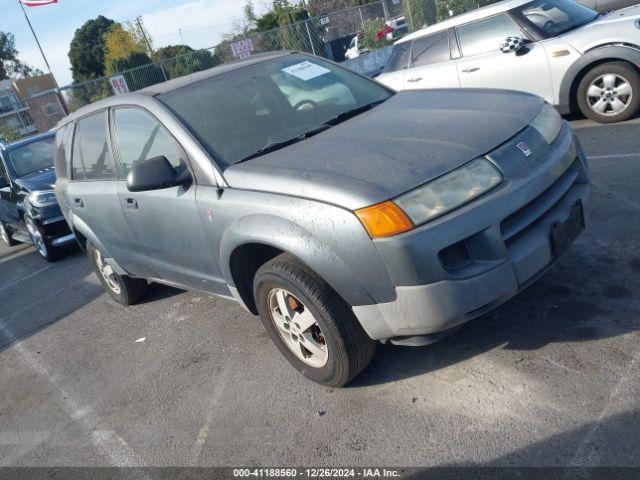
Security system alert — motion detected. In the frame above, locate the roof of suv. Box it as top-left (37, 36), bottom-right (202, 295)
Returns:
top-left (397, 0), bottom-right (531, 44)
top-left (59, 51), bottom-right (293, 127)
top-left (0, 130), bottom-right (55, 153)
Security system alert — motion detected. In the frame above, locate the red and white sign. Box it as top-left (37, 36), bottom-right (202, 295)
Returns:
top-left (110, 75), bottom-right (130, 95)
top-left (20, 0), bottom-right (58, 6)
top-left (230, 39), bottom-right (254, 59)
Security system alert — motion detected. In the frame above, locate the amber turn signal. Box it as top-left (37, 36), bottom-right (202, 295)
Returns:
top-left (355, 200), bottom-right (414, 238)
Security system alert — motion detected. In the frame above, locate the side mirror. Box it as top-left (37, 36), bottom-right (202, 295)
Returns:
top-left (126, 155), bottom-right (190, 192)
top-left (500, 36), bottom-right (526, 54)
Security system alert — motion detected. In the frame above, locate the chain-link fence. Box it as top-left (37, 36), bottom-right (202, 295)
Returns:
top-left (1, 0), bottom-right (497, 143)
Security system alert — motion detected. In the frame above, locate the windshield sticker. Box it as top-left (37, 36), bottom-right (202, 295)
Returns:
top-left (281, 61), bottom-right (331, 81)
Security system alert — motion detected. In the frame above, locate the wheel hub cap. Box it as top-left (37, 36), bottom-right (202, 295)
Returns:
top-left (26, 219), bottom-right (47, 258)
top-left (268, 288), bottom-right (328, 368)
top-left (94, 250), bottom-right (121, 294)
top-left (587, 73), bottom-right (633, 116)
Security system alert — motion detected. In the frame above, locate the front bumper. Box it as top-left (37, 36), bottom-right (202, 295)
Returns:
top-left (353, 123), bottom-right (590, 341)
top-left (30, 205), bottom-right (75, 247)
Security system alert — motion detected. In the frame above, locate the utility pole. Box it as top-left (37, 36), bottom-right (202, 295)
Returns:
top-left (179, 28), bottom-right (185, 44)
top-left (17, 0), bottom-right (53, 76)
top-left (135, 16), bottom-right (154, 56)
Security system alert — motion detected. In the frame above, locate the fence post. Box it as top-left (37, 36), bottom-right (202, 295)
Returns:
top-left (382, 0), bottom-right (390, 20)
top-left (359, 6), bottom-right (366, 31)
top-left (305, 20), bottom-right (317, 55)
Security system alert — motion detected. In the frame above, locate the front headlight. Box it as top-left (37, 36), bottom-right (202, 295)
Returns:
top-left (394, 157), bottom-right (502, 227)
top-left (530, 104), bottom-right (562, 145)
top-left (28, 190), bottom-right (58, 208)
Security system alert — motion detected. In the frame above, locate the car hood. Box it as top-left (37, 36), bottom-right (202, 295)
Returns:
top-left (224, 89), bottom-right (544, 210)
top-left (13, 168), bottom-right (56, 192)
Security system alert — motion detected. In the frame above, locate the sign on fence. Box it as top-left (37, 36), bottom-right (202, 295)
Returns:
top-left (230, 39), bottom-right (254, 59)
top-left (110, 75), bottom-right (130, 95)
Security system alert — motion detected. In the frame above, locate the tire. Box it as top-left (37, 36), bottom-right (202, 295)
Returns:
top-left (577, 62), bottom-right (640, 123)
top-left (25, 216), bottom-right (60, 262)
top-left (253, 253), bottom-right (376, 387)
top-left (0, 222), bottom-right (18, 247)
top-left (87, 242), bottom-right (149, 306)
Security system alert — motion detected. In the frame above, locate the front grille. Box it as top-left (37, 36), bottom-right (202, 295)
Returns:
top-left (501, 158), bottom-right (579, 246)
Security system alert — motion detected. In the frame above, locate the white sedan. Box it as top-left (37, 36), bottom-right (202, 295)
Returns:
top-left (376, 0), bottom-right (640, 123)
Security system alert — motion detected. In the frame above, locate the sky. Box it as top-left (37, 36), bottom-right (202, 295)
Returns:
top-left (2, 0), bottom-right (270, 86)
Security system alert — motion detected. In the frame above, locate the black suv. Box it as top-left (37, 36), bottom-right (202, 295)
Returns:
top-left (0, 132), bottom-right (76, 261)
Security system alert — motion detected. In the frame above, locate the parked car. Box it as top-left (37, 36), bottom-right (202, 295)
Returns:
top-left (386, 16), bottom-right (409, 40)
top-left (55, 52), bottom-right (590, 387)
top-left (345, 34), bottom-right (368, 60)
top-left (377, 0), bottom-right (640, 123)
top-left (0, 132), bottom-right (76, 261)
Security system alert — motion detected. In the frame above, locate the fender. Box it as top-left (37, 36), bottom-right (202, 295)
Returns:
top-left (219, 213), bottom-right (395, 309)
top-left (70, 213), bottom-right (128, 276)
top-left (559, 44), bottom-right (640, 111)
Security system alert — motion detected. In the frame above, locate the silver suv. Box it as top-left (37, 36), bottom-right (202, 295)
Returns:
top-left (55, 52), bottom-right (590, 386)
top-left (377, 0), bottom-right (640, 123)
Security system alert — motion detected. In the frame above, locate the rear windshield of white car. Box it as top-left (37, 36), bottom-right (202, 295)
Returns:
top-left (158, 54), bottom-right (392, 168)
top-left (383, 42), bottom-right (412, 73)
top-left (514, 0), bottom-right (598, 37)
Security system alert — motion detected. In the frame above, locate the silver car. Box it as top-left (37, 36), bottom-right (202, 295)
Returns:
top-left (377, 0), bottom-right (640, 123)
top-left (55, 52), bottom-right (590, 387)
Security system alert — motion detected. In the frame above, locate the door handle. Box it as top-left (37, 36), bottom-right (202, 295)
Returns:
top-left (407, 77), bottom-right (423, 83)
top-left (461, 67), bottom-right (480, 73)
top-left (125, 198), bottom-right (138, 210)
top-left (73, 198), bottom-right (84, 208)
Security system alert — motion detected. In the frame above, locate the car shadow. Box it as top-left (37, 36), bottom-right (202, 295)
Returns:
top-left (136, 283), bottom-right (184, 305)
top-left (351, 242), bottom-right (640, 387)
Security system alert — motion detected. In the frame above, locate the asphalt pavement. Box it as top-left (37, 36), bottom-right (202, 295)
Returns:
top-left (0, 117), bottom-right (639, 468)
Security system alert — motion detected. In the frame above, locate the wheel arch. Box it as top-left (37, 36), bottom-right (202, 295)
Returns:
top-left (220, 214), bottom-right (380, 316)
top-left (559, 44), bottom-right (640, 112)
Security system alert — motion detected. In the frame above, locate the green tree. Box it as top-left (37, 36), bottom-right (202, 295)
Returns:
top-left (402, 0), bottom-right (438, 31)
top-left (107, 51), bottom-right (164, 90)
top-left (359, 18), bottom-right (394, 51)
top-left (0, 31), bottom-right (43, 80)
top-left (156, 45), bottom-right (216, 78)
top-left (0, 124), bottom-right (20, 143)
top-left (69, 16), bottom-right (116, 82)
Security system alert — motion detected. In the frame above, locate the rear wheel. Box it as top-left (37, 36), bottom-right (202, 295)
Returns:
top-left (87, 242), bottom-right (149, 306)
top-left (25, 216), bottom-right (60, 262)
top-left (577, 62), bottom-right (640, 123)
top-left (0, 222), bottom-right (18, 247)
top-left (254, 253), bottom-right (376, 387)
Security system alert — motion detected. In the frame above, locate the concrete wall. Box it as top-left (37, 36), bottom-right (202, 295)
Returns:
top-left (341, 45), bottom-right (394, 77)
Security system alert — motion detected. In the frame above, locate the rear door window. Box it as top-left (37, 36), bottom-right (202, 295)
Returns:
top-left (411, 31), bottom-right (450, 67)
top-left (72, 112), bottom-right (116, 180)
top-left (112, 107), bottom-right (188, 177)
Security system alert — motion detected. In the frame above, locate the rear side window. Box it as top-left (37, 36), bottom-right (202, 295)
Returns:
top-left (112, 108), bottom-right (187, 176)
top-left (54, 124), bottom-right (74, 180)
top-left (72, 112), bottom-right (116, 180)
top-left (383, 42), bottom-right (412, 73)
top-left (411, 32), bottom-right (450, 67)
top-left (456, 14), bottom-right (523, 57)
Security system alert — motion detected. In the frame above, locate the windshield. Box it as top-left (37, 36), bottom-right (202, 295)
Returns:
top-left (158, 54), bottom-right (392, 168)
top-left (515, 0), bottom-right (598, 37)
top-left (7, 137), bottom-right (55, 177)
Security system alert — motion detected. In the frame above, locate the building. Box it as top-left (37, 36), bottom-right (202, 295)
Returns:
top-left (0, 74), bottom-right (66, 140)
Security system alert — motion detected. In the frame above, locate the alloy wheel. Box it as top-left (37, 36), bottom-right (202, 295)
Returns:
top-left (586, 74), bottom-right (633, 116)
top-left (93, 249), bottom-right (122, 295)
top-left (25, 218), bottom-right (48, 258)
top-left (268, 288), bottom-right (329, 368)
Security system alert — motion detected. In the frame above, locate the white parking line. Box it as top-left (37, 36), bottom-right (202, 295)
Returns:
top-left (587, 153), bottom-right (640, 160)
top-left (0, 265), bottom-right (51, 294)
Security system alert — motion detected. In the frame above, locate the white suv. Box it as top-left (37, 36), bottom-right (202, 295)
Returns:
top-left (376, 0), bottom-right (640, 123)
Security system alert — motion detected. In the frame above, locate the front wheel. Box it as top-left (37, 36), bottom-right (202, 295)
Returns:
top-left (254, 253), bottom-right (376, 387)
top-left (577, 62), bottom-right (640, 123)
top-left (25, 216), bottom-right (60, 262)
top-left (87, 242), bottom-right (149, 306)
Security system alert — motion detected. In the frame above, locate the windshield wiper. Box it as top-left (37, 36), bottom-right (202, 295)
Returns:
top-left (237, 124), bottom-right (331, 163)
top-left (324, 100), bottom-right (385, 126)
